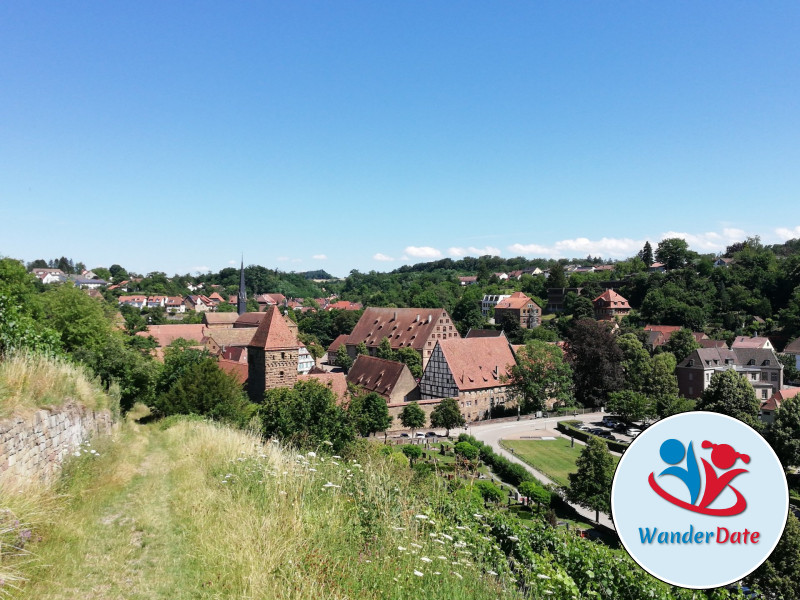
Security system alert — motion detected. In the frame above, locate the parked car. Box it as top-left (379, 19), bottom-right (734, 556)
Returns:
top-left (414, 432), bottom-right (426, 439)
top-left (602, 417), bottom-right (620, 428)
top-left (398, 433), bottom-right (410, 438)
top-left (425, 431), bottom-right (438, 438)
top-left (625, 428), bottom-right (642, 438)
top-left (577, 424), bottom-right (591, 431)
top-left (589, 428), bottom-right (604, 435)
top-left (599, 432), bottom-right (617, 441)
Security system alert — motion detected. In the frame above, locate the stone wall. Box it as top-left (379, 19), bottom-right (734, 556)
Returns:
top-left (0, 402), bottom-right (114, 485)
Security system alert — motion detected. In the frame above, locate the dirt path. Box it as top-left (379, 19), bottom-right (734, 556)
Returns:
top-left (20, 421), bottom-right (202, 600)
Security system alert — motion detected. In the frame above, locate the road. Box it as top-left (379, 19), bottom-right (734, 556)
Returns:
top-left (467, 412), bottom-right (617, 530)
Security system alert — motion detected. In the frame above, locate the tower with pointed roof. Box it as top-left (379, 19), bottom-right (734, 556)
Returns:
top-left (237, 258), bottom-right (247, 316)
top-left (246, 306), bottom-right (300, 401)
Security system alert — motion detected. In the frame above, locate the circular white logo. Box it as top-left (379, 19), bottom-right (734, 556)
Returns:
top-left (611, 411), bottom-right (788, 589)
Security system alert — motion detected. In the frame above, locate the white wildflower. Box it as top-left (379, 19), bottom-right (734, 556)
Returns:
top-left (473, 513), bottom-right (483, 518)
top-left (456, 526), bottom-right (468, 530)
top-left (537, 574), bottom-right (551, 580)
top-left (413, 570), bottom-right (423, 577)
top-left (411, 543), bottom-right (422, 549)
top-left (307, 451), bottom-right (317, 458)
top-left (438, 556), bottom-right (447, 560)
top-left (421, 557), bottom-right (432, 563)
top-left (398, 546), bottom-right (407, 551)
top-left (415, 514), bottom-right (429, 520)
top-left (442, 533), bottom-right (453, 541)
top-left (452, 572), bottom-right (463, 579)
top-left (508, 535), bottom-right (519, 542)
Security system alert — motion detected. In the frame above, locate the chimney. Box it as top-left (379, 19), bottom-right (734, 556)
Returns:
top-left (393, 311), bottom-right (397, 321)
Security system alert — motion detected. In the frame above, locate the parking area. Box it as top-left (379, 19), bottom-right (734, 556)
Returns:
top-left (574, 416), bottom-right (647, 445)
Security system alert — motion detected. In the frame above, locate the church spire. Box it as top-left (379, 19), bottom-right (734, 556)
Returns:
top-left (237, 257), bottom-right (247, 315)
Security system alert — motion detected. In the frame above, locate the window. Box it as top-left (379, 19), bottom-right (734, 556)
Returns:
top-left (762, 389), bottom-right (768, 399)
top-left (688, 373), bottom-right (693, 381)
top-left (688, 360), bottom-right (694, 367)
top-left (772, 372), bottom-right (778, 381)
top-left (281, 352), bottom-right (285, 360)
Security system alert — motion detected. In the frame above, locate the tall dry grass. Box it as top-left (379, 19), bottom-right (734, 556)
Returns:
top-left (0, 352), bottom-right (119, 419)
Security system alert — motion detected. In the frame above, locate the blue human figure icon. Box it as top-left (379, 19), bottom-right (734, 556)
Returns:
top-left (658, 438), bottom-right (701, 505)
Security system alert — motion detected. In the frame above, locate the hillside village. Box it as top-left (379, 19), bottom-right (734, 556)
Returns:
top-left (3, 237), bottom-right (800, 599)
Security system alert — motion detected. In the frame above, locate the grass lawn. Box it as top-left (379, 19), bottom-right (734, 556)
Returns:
top-left (501, 438), bottom-right (620, 488)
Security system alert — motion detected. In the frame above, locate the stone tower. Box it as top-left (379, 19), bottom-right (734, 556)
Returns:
top-left (237, 258), bottom-right (247, 316)
top-left (246, 306), bottom-right (299, 402)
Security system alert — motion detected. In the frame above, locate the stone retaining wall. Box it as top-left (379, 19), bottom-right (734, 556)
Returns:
top-left (0, 402), bottom-right (114, 485)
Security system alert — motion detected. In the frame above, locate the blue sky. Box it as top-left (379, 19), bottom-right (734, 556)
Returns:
top-left (2, 2), bottom-right (799, 277)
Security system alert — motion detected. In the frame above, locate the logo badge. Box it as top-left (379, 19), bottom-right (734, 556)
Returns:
top-left (612, 412), bottom-right (788, 589)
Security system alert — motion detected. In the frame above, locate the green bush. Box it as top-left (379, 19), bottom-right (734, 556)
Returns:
top-left (474, 480), bottom-right (504, 504)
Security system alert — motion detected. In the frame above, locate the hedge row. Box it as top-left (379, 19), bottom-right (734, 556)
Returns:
top-left (557, 420), bottom-right (629, 454)
top-left (457, 434), bottom-right (550, 495)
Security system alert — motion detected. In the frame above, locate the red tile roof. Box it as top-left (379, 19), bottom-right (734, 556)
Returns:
top-left (495, 291), bottom-right (538, 311)
top-left (234, 312), bottom-right (268, 327)
top-left (136, 324), bottom-right (207, 348)
top-left (327, 334), bottom-right (349, 354)
top-left (593, 289), bottom-right (630, 308)
top-left (203, 313), bottom-right (241, 326)
top-left (436, 337), bottom-right (516, 392)
top-left (346, 355), bottom-right (412, 399)
top-left (785, 338), bottom-right (800, 354)
top-left (219, 359), bottom-right (248, 385)
top-left (347, 307), bottom-right (457, 351)
top-left (298, 372), bottom-right (349, 404)
top-left (732, 336), bottom-right (772, 349)
top-left (644, 324), bottom-right (682, 336)
top-left (204, 328), bottom-right (257, 349)
top-left (326, 300), bottom-right (363, 311)
top-left (248, 306), bottom-right (300, 350)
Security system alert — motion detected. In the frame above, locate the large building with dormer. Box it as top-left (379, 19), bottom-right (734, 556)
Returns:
top-left (246, 306), bottom-right (301, 402)
top-left (418, 337), bottom-right (517, 421)
top-left (344, 307), bottom-right (460, 369)
top-left (676, 347), bottom-right (784, 401)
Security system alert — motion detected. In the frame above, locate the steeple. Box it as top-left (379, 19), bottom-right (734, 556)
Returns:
top-left (237, 257), bottom-right (247, 315)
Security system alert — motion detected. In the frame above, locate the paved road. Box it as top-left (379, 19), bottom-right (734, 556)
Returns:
top-left (467, 412), bottom-right (617, 530)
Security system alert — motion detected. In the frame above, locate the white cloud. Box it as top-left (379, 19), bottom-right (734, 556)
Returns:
top-left (373, 253), bottom-right (395, 261)
top-left (659, 229), bottom-right (747, 253)
top-left (508, 237), bottom-right (642, 259)
top-left (312, 254), bottom-right (327, 260)
top-left (404, 246), bottom-right (442, 259)
top-left (448, 246), bottom-right (501, 257)
top-left (228, 260), bottom-right (236, 265)
top-left (775, 225), bottom-right (800, 241)
top-left (192, 265), bottom-right (210, 273)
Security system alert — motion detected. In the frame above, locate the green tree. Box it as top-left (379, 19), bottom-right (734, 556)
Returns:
top-left (399, 401), bottom-right (426, 435)
top-left (655, 237), bottom-right (691, 270)
top-left (505, 340), bottom-right (573, 413)
top-left (661, 328), bottom-right (701, 363)
top-left (518, 480), bottom-right (551, 510)
top-left (335, 344), bottom-right (353, 373)
top-left (356, 341), bottom-right (369, 356)
top-left (430, 397), bottom-right (465, 436)
top-left (567, 436), bottom-right (614, 523)
top-left (606, 390), bottom-right (655, 424)
top-left (155, 340), bottom-right (209, 396)
top-left (571, 295), bottom-right (595, 321)
top-left (768, 395), bottom-right (800, 470)
top-left (638, 241), bottom-right (654, 266)
top-left (697, 369), bottom-right (762, 430)
top-left (474, 480), bottom-right (504, 504)
top-left (395, 346), bottom-right (422, 379)
top-left (547, 264), bottom-right (567, 289)
top-left (39, 284), bottom-right (112, 355)
top-left (747, 511), bottom-right (800, 600)
top-left (454, 441), bottom-right (479, 463)
top-left (401, 444), bottom-right (422, 466)
top-left (109, 264), bottom-right (129, 282)
top-left (376, 337), bottom-right (395, 360)
top-left (261, 379), bottom-right (355, 452)
top-left (156, 357), bottom-right (252, 425)
top-left (349, 391), bottom-right (392, 437)
top-left (566, 319), bottom-right (623, 408)
top-left (646, 353), bottom-right (681, 418)
top-left (618, 333), bottom-right (651, 393)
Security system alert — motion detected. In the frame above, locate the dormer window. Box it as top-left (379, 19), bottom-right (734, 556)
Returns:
top-left (688, 359), bottom-right (695, 367)
top-left (763, 359), bottom-right (770, 366)
top-left (748, 359), bottom-right (756, 366)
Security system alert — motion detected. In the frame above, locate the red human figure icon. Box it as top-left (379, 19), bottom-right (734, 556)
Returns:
top-left (698, 441), bottom-right (750, 511)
